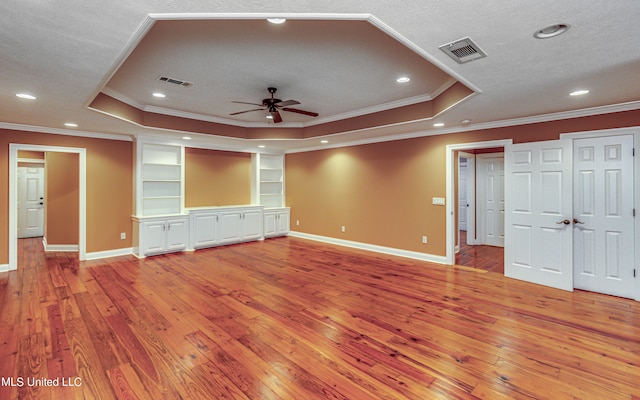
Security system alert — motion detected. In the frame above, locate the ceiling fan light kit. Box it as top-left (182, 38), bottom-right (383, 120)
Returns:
top-left (231, 87), bottom-right (318, 123)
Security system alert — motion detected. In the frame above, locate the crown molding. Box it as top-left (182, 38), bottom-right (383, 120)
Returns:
top-left (0, 122), bottom-right (133, 142)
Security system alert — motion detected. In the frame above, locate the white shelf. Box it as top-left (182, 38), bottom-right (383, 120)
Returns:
top-left (138, 142), bottom-right (184, 217)
top-left (253, 153), bottom-right (285, 208)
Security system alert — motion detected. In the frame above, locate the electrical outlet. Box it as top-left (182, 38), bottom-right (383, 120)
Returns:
top-left (422, 236), bottom-right (428, 244)
top-left (296, 220), bottom-right (300, 226)
top-left (341, 226), bottom-right (346, 233)
top-left (120, 232), bottom-right (126, 240)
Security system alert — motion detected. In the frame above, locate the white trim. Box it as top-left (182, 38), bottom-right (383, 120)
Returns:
top-left (458, 151), bottom-right (476, 245)
top-left (43, 244), bottom-right (79, 252)
top-left (86, 248), bottom-right (134, 261)
top-left (42, 236), bottom-right (79, 252)
top-left (9, 144), bottom-right (87, 271)
top-left (0, 122), bottom-right (133, 142)
top-left (0, 264), bottom-right (10, 273)
top-left (445, 140), bottom-right (512, 265)
top-left (560, 126), bottom-right (640, 140)
top-left (289, 231), bottom-right (447, 264)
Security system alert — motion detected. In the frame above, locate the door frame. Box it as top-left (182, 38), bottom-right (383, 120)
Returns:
top-left (446, 139), bottom-right (512, 265)
top-left (561, 126), bottom-right (640, 301)
top-left (458, 151), bottom-right (476, 247)
top-left (8, 144), bottom-right (87, 271)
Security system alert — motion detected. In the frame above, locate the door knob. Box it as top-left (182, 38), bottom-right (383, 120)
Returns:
top-left (573, 218), bottom-right (584, 225)
top-left (556, 219), bottom-right (571, 225)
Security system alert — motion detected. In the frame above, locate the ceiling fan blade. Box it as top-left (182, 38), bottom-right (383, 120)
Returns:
top-left (230, 108), bottom-right (265, 115)
top-left (275, 100), bottom-right (300, 107)
top-left (232, 101), bottom-right (264, 107)
top-left (282, 107), bottom-right (319, 117)
top-left (270, 110), bottom-right (283, 123)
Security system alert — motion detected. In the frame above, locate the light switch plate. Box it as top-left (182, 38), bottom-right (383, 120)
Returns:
top-left (432, 197), bottom-right (445, 206)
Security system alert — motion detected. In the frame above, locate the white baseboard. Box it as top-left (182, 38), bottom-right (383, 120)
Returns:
top-left (289, 231), bottom-right (448, 264)
top-left (0, 264), bottom-right (12, 273)
top-left (42, 237), bottom-right (79, 252)
top-left (86, 247), bottom-right (134, 261)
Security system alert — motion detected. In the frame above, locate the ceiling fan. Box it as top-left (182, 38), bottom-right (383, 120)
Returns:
top-left (230, 87), bottom-right (318, 123)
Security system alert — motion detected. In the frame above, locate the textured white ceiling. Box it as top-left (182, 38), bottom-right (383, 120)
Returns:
top-left (1, 1), bottom-right (639, 152)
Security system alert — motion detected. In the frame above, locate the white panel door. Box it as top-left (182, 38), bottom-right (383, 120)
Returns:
top-left (573, 135), bottom-right (635, 298)
top-left (505, 140), bottom-right (573, 291)
top-left (18, 166), bottom-right (45, 238)
top-left (477, 154), bottom-right (505, 247)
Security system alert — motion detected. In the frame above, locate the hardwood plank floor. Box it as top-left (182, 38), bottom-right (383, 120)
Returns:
top-left (456, 231), bottom-right (504, 273)
top-left (1, 237), bottom-right (639, 399)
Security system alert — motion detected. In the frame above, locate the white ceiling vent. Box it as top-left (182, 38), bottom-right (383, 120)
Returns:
top-left (157, 75), bottom-right (194, 87)
top-left (439, 37), bottom-right (486, 64)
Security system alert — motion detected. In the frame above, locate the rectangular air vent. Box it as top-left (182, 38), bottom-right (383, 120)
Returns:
top-left (439, 37), bottom-right (486, 64)
top-left (157, 75), bottom-right (194, 87)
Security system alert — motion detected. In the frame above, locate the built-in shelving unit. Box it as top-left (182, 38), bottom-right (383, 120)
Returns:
top-left (253, 153), bottom-right (285, 208)
top-left (138, 143), bottom-right (184, 216)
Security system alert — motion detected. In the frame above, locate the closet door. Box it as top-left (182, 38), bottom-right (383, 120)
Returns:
top-left (504, 140), bottom-right (573, 291)
top-left (573, 135), bottom-right (635, 298)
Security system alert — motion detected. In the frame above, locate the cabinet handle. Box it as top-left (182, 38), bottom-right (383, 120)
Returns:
top-left (167, 223), bottom-right (171, 231)
top-left (163, 224), bottom-right (166, 231)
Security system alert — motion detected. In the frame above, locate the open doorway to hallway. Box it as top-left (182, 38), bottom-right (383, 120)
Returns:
top-left (454, 148), bottom-right (505, 273)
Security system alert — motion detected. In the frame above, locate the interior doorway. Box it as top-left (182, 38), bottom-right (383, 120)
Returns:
top-left (445, 139), bottom-right (512, 270)
top-left (7, 144), bottom-right (86, 271)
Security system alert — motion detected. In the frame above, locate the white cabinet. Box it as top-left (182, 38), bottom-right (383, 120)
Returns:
top-left (219, 207), bottom-right (263, 245)
top-left (188, 206), bottom-right (264, 249)
top-left (252, 153), bottom-right (285, 208)
top-left (135, 216), bottom-right (189, 256)
top-left (264, 208), bottom-right (290, 238)
top-left (190, 210), bottom-right (220, 249)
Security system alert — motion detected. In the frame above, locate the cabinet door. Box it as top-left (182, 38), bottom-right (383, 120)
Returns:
top-left (166, 218), bottom-right (188, 252)
top-left (219, 211), bottom-right (243, 244)
top-left (242, 210), bottom-right (263, 241)
top-left (276, 210), bottom-right (290, 235)
top-left (263, 212), bottom-right (277, 238)
top-left (142, 220), bottom-right (167, 255)
top-left (192, 213), bottom-right (219, 249)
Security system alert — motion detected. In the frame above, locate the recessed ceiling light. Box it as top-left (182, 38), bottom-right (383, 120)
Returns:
top-left (433, 122), bottom-right (445, 127)
top-left (534, 23), bottom-right (570, 39)
top-left (16, 93), bottom-right (36, 100)
top-left (258, 145), bottom-right (266, 148)
top-left (182, 136), bottom-right (192, 140)
top-left (153, 92), bottom-right (166, 98)
top-left (460, 119), bottom-right (472, 125)
top-left (266, 115), bottom-right (273, 119)
top-left (570, 89), bottom-right (590, 96)
top-left (64, 122), bottom-right (78, 128)
top-left (321, 140), bottom-right (329, 144)
top-left (267, 18), bottom-right (286, 24)
top-left (396, 76), bottom-right (410, 83)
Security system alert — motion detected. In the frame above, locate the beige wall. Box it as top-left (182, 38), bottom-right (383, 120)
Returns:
top-left (2, 108), bottom-right (639, 264)
top-left (45, 152), bottom-right (79, 245)
top-left (286, 109), bottom-right (640, 257)
top-left (0, 129), bottom-right (133, 263)
top-left (184, 148), bottom-right (251, 207)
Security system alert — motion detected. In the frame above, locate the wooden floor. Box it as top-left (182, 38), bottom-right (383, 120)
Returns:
top-left (455, 231), bottom-right (504, 273)
top-left (1, 238), bottom-right (639, 399)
